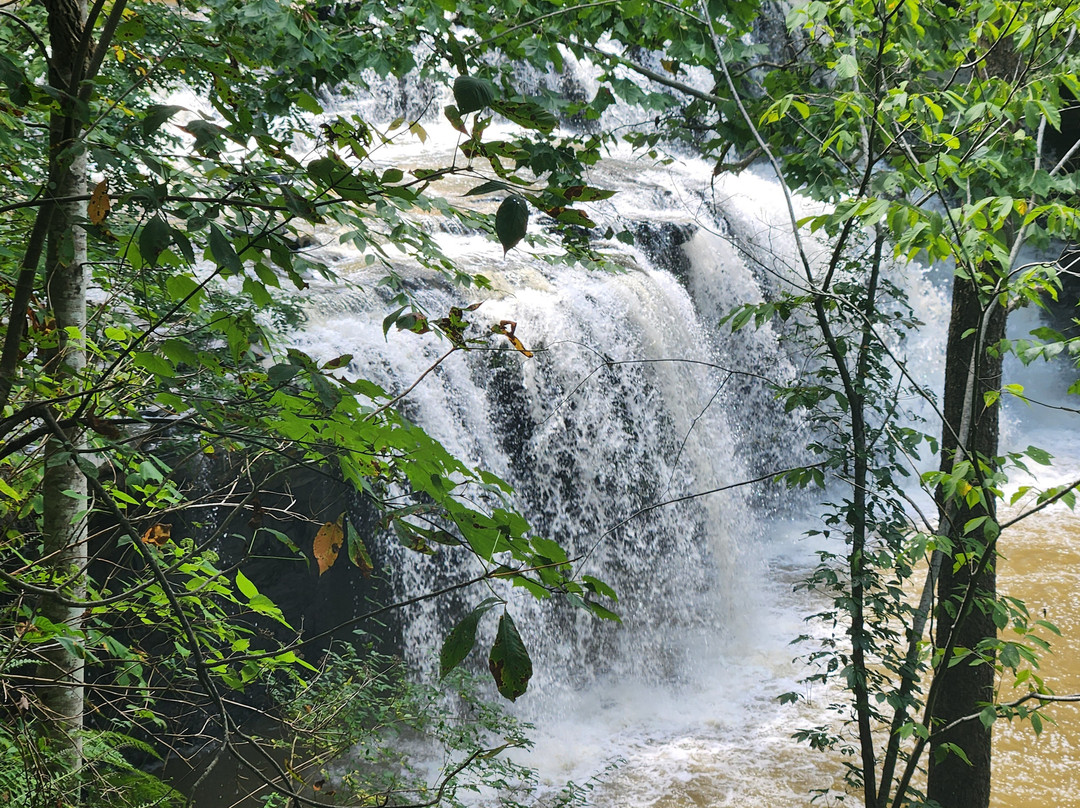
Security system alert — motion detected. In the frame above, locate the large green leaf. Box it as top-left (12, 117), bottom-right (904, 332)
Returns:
top-left (453, 75), bottom-right (496, 114)
top-left (141, 104), bottom-right (187, 137)
top-left (208, 224), bottom-right (242, 275)
top-left (495, 195), bottom-right (529, 254)
top-left (139, 217), bottom-right (172, 267)
top-left (488, 612), bottom-right (532, 701)
top-left (439, 598), bottom-right (500, 678)
top-left (0, 54), bottom-right (32, 106)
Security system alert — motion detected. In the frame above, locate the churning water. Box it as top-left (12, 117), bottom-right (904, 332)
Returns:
top-left (281, 109), bottom-right (850, 804)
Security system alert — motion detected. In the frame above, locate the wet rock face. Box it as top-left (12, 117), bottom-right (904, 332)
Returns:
top-left (752, 0), bottom-right (803, 65)
top-left (632, 221), bottom-right (696, 284)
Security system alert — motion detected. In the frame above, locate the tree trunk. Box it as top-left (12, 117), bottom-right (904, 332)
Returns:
top-left (37, 0), bottom-right (90, 773)
top-left (926, 271), bottom-right (1006, 808)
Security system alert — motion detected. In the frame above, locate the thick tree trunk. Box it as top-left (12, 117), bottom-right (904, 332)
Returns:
top-left (37, 0), bottom-right (90, 773)
top-left (926, 272), bottom-right (1006, 808)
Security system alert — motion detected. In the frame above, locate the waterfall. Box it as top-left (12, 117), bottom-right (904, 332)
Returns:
top-left (276, 120), bottom-right (862, 800)
top-left (289, 164), bottom-right (782, 666)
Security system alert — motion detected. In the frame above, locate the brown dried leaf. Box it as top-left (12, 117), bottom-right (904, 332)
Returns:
top-left (313, 517), bottom-right (344, 575)
top-left (86, 412), bottom-right (122, 439)
top-left (88, 179), bottom-right (111, 225)
top-left (492, 320), bottom-right (534, 358)
top-left (141, 523), bottom-right (171, 545)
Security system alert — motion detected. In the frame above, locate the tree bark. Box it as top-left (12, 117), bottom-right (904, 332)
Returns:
top-left (37, 0), bottom-right (90, 773)
top-left (926, 271), bottom-right (1006, 808)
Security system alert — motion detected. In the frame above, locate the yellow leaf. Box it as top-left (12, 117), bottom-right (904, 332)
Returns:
top-left (0, 477), bottom-right (24, 501)
top-left (88, 179), bottom-right (111, 225)
top-left (1015, 199), bottom-right (1028, 216)
top-left (492, 320), bottom-right (534, 358)
top-left (313, 517), bottom-right (344, 575)
top-left (141, 523), bottom-right (171, 545)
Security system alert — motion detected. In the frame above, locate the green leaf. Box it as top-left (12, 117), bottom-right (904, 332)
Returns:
top-left (139, 217), bottom-right (172, 266)
top-left (0, 477), bottom-right (24, 502)
top-left (835, 53), bottom-right (858, 79)
top-left (453, 75), bottom-right (496, 114)
top-left (346, 522), bottom-right (375, 576)
top-left (165, 274), bottom-right (204, 309)
top-left (439, 598), bottom-right (499, 678)
top-left (465, 180), bottom-right (514, 197)
top-left (488, 612), bottom-right (533, 701)
top-left (530, 536), bottom-right (569, 564)
top-left (495, 195), bottom-right (529, 254)
top-left (235, 570), bottom-right (258, 600)
top-left (141, 104), bottom-right (186, 137)
top-left (978, 705), bottom-right (998, 728)
top-left (249, 593), bottom-right (291, 626)
top-left (382, 306), bottom-right (406, 337)
top-left (582, 574), bottom-right (617, 601)
top-left (585, 600), bottom-right (621, 622)
top-left (490, 99), bottom-right (558, 132)
top-left (1000, 643), bottom-right (1021, 670)
top-left (132, 352), bottom-right (175, 378)
top-left (444, 104), bottom-right (467, 133)
top-left (1025, 445), bottom-right (1053, 465)
top-left (295, 91), bottom-right (323, 115)
top-left (209, 224), bottom-right (243, 275)
top-left (0, 53), bottom-right (32, 106)
top-left (307, 156), bottom-right (373, 203)
top-left (553, 208), bottom-right (596, 227)
top-left (115, 17), bottom-right (146, 41)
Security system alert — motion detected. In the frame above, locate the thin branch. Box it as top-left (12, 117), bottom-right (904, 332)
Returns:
top-left (999, 476), bottom-right (1080, 530)
top-left (574, 41), bottom-right (724, 107)
top-left (80, 0), bottom-right (129, 97)
top-left (0, 10), bottom-right (52, 69)
top-left (364, 346), bottom-right (460, 422)
top-left (580, 461), bottom-right (827, 567)
top-left (930, 691), bottom-right (1080, 740)
top-left (463, 0), bottom-right (621, 52)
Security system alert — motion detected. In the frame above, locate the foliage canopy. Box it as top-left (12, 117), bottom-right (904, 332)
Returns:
top-left (3, 0), bottom-right (1080, 806)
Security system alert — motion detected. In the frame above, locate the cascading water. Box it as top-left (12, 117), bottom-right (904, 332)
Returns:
top-left (290, 159), bottom-right (793, 678)
top-left (278, 93), bottom-right (855, 799)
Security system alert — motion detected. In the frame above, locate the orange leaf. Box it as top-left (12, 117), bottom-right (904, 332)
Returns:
top-left (313, 517), bottom-right (344, 575)
top-left (141, 523), bottom-right (171, 545)
top-left (88, 179), bottom-right (111, 225)
top-left (492, 320), bottom-right (534, 358)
